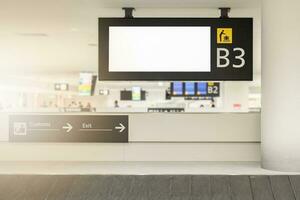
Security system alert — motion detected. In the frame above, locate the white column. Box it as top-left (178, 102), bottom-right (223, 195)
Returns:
top-left (262, 0), bottom-right (300, 171)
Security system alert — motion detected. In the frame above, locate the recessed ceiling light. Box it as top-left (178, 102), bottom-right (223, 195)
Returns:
top-left (70, 28), bottom-right (79, 32)
top-left (17, 33), bottom-right (48, 37)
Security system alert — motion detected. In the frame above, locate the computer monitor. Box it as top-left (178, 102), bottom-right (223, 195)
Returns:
top-left (171, 82), bottom-right (184, 96)
top-left (185, 82), bottom-right (196, 96)
top-left (197, 82), bottom-right (207, 96)
top-left (120, 90), bottom-right (132, 100)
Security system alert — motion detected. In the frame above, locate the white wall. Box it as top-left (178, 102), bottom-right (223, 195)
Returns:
top-left (0, 73), bottom-right (251, 113)
top-left (262, 0), bottom-right (300, 171)
top-left (95, 81), bottom-right (249, 112)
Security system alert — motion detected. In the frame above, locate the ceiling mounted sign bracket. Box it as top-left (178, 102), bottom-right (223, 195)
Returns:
top-left (122, 7), bottom-right (135, 18)
top-left (219, 7), bottom-right (231, 18)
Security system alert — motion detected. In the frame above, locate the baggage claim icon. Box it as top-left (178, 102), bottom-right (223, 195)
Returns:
top-left (217, 28), bottom-right (232, 44)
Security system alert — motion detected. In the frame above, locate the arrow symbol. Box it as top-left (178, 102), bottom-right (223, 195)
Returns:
top-left (115, 123), bottom-right (126, 133)
top-left (62, 123), bottom-right (73, 133)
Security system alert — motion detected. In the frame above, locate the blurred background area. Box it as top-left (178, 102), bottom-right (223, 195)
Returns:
top-left (0, 0), bottom-right (261, 114)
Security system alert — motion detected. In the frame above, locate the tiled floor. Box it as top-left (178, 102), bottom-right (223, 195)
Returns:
top-left (0, 162), bottom-right (299, 199)
top-left (0, 175), bottom-right (300, 200)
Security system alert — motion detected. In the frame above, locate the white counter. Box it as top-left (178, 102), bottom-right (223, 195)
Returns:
top-left (0, 112), bottom-right (260, 162)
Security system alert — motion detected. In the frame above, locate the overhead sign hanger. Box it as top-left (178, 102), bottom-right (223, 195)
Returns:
top-left (219, 7), bottom-right (231, 19)
top-left (122, 7), bottom-right (135, 18)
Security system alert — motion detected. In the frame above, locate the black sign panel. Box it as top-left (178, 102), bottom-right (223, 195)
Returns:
top-left (170, 82), bottom-right (220, 97)
top-left (9, 115), bottom-right (128, 143)
top-left (99, 18), bottom-right (253, 81)
top-left (207, 82), bottom-right (220, 97)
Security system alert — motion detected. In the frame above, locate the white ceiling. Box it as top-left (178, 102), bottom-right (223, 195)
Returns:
top-left (0, 0), bottom-right (261, 74)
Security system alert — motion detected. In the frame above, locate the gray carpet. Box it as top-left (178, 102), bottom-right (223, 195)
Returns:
top-left (0, 175), bottom-right (299, 200)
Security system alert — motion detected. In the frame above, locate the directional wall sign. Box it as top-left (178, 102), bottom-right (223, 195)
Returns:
top-left (9, 115), bottom-right (128, 143)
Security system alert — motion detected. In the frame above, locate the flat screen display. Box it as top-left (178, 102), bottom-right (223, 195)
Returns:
top-left (120, 90), bottom-right (132, 100)
top-left (132, 86), bottom-right (141, 101)
top-left (197, 82), bottom-right (207, 96)
top-left (185, 82), bottom-right (195, 96)
top-left (172, 82), bottom-right (183, 96)
top-left (78, 72), bottom-right (93, 96)
top-left (109, 27), bottom-right (211, 72)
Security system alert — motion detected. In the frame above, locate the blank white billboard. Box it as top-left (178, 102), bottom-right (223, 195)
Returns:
top-left (109, 26), bottom-right (211, 72)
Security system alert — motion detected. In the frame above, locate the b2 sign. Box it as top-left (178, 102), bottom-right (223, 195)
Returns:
top-left (99, 18), bottom-right (253, 81)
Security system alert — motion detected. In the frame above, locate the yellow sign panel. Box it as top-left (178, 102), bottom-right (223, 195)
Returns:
top-left (217, 28), bottom-right (232, 44)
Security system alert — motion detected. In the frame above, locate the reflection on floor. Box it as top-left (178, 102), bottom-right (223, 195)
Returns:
top-left (0, 175), bottom-right (299, 200)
